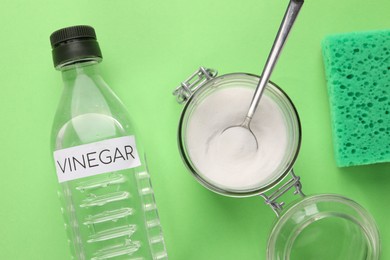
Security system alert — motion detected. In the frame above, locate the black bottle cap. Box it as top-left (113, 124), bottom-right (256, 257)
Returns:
top-left (50, 25), bottom-right (103, 68)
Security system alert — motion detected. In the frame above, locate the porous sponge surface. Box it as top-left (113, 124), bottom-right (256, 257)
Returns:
top-left (322, 30), bottom-right (390, 167)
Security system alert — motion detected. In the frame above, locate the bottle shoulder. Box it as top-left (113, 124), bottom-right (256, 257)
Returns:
top-left (52, 67), bottom-right (143, 151)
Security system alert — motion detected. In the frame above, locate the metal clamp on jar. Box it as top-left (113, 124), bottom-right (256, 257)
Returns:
top-left (172, 67), bottom-right (380, 260)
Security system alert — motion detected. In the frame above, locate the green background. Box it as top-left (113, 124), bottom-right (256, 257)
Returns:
top-left (0, 0), bottom-right (389, 259)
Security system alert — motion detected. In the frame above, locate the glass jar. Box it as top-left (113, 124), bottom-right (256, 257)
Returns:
top-left (172, 67), bottom-right (380, 260)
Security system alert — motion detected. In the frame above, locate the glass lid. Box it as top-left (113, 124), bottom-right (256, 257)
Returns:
top-left (267, 194), bottom-right (380, 260)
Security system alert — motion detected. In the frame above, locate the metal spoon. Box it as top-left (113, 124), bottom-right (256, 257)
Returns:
top-left (222, 0), bottom-right (304, 148)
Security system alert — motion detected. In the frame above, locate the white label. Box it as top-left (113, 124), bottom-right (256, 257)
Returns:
top-left (53, 136), bottom-right (141, 183)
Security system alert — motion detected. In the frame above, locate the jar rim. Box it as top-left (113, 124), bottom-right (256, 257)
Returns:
top-left (177, 72), bottom-right (302, 197)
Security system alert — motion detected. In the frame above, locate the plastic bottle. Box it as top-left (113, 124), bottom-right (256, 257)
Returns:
top-left (49, 25), bottom-right (167, 260)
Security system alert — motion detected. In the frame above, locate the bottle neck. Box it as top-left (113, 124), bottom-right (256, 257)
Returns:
top-left (59, 58), bottom-right (102, 84)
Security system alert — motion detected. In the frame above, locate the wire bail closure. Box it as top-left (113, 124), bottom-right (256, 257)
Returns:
top-left (260, 170), bottom-right (304, 217)
top-left (173, 67), bottom-right (218, 104)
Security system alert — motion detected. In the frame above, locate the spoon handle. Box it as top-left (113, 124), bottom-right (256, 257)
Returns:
top-left (246, 0), bottom-right (304, 120)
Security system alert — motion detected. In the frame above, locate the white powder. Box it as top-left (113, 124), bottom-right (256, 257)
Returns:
top-left (186, 87), bottom-right (289, 192)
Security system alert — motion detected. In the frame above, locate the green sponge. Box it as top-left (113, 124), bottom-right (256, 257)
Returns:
top-left (322, 29), bottom-right (390, 167)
